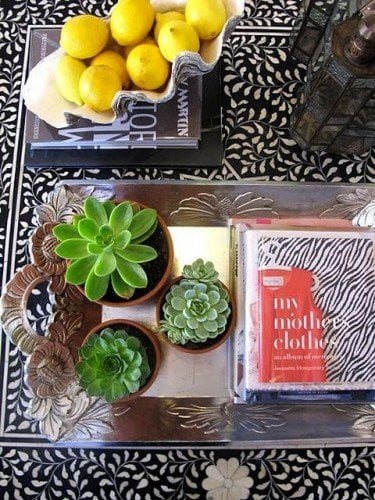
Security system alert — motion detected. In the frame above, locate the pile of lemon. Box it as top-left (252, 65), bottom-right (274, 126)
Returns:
top-left (55, 0), bottom-right (227, 113)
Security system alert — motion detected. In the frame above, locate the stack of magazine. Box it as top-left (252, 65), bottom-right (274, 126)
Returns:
top-left (230, 217), bottom-right (375, 403)
top-left (22, 26), bottom-right (222, 168)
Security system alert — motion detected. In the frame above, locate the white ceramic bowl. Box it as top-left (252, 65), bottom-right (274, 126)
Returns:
top-left (22, 0), bottom-right (244, 128)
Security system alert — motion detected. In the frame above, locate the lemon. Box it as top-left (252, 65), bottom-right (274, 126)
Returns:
top-left (55, 55), bottom-right (86, 106)
top-left (123, 35), bottom-right (157, 59)
top-left (91, 50), bottom-right (130, 89)
top-left (79, 65), bottom-right (122, 112)
top-left (110, 0), bottom-right (155, 46)
top-left (60, 14), bottom-right (109, 59)
top-left (126, 44), bottom-right (170, 90)
top-left (185, 0), bottom-right (227, 40)
top-left (157, 20), bottom-right (200, 63)
top-left (154, 11), bottom-right (185, 42)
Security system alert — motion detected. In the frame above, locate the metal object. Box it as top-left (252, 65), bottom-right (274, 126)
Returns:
top-left (344, 13), bottom-right (375, 63)
top-left (290, 12), bottom-right (375, 154)
top-left (290, 0), bottom-right (349, 65)
top-left (1, 181), bottom-right (375, 445)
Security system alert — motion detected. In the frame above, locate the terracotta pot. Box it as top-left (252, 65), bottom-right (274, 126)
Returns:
top-left (156, 276), bottom-right (237, 354)
top-left (80, 319), bottom-right (161, 402)
top-left (76, 202), bottom-right (174, 307)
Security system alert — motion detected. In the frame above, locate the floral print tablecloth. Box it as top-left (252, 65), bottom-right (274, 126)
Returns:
top-left (0, 0), bottom-right (374, 498)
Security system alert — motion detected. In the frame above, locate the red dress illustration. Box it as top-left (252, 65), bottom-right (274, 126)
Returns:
top-left (258, 267), bottom-right (326, 383)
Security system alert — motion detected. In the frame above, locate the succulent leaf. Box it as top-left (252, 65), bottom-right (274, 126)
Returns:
top-left (115, 244), bottom-right (158, 263)
top-left (94, 252), bottom-right (116, 277)
top-left (54, 239), bottom-right (90, 259)
top-left (129, 208), bottom-right (157, 240)
top-left (170, 296), bottom-right (186, 311)
top-left (87, 242), bottom-right (103, 255)
top-left (116, 256), bottom-right (148, 288)
top-left (65, 255), bottom-right (97, 284)
top-left (109, 202), bottom-right (133, 233)
top-left (78, 218), bottom-right (100, 241)
top-left (99, 225), bottom-right (113, 245)
top-left (126, 367), bottom-right (142, 381)
top-left (115, 230), bottom-right (131, 249)
top-left (207, 289), bottom-right (220, 305)
top-left (87, 379), bottom-right (103, 396)
top-left (131, 219), bottom-right (158, 244)
top-left (85, 268), bottom-right (110, 301)
top-left (111, 270), bottom-right (135, 299)
top-left (53, 223), bottom-right (80, 241)
top-left (84, 197), bottom-right (108, 226)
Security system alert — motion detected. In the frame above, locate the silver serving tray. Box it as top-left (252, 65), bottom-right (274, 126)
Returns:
top-left (1, 180), bottom-right (375, 446)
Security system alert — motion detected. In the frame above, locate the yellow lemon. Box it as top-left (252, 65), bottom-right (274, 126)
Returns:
top-left (91, 50), bottom-right (130, 89)
top-left (110, 0), bottom-right (155, 46)
top-left (60, 14), bottom-right (109, 59)
top-left (126, 44), bottom-right (170, 90)
top-left (79, 65), bottom-right (122, 112)
top-left (157, 20), bottom-right (200, 63)
top-left (55, 55), bottom-right (87, 106)
top-left (154, 11), bottom-right (185, 42)
top-left (123, 35), bottom-right (157, 59)
top-left (185, 0), bottom-right (227, 40)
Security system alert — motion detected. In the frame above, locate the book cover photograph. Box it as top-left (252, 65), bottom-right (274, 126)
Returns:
top-left (231, 218), bottom-right (375, 401)
top-left (24, 26), bottom-right (202, 150)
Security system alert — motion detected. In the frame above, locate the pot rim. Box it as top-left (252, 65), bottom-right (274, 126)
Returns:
top-left (156, 276), bottom-right (237, 354)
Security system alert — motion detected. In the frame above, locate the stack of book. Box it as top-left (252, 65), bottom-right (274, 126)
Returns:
top-left (22, 26), bottom-right (222, 168)
top-left (230, 217), bottom-right (375, 403)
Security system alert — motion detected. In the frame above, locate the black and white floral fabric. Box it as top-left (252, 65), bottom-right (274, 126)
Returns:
top-left (0, 447), bottom-right (374, 499)
top-left (0, 0), bottom-right (374, 498)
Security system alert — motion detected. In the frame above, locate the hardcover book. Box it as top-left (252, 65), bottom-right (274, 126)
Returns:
top-left (230, 218), bottom-right (375, 403)
top-left (24, 26), bottom-right (201, 149)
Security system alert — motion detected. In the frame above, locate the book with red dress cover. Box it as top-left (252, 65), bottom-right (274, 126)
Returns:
top-left (230, 217), bottom-right (375, 403)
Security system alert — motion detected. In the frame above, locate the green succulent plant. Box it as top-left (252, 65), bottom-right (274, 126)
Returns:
top-left (76, 327), bottom-right (151, 402)
top-left (182, 258), bottom-right (219, 284)
top-left (53, 196), bottom-right (158, 302)
top-left (160, 259), bottom-right (231, 345)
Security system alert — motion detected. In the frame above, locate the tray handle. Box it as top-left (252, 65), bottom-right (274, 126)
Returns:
top-left (1, 264), bottom-right (49, 354)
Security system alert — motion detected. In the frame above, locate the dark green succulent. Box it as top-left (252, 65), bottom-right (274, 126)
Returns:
top-left (182, 258), bottom-right (219, 284)
top-left (53, 197), bottom-right (158, 302)
top-left (76, 327), bottom-right (151, 402)
top-left (160, 259), bottom-right (231, 345)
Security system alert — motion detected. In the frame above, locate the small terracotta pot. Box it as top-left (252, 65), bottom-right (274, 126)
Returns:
top-left (156, 277), bottom-right (237, 354)
top-left (76, 202), bottom-right (174, 307)
top-left (80, 319), bottom-right (161, 402)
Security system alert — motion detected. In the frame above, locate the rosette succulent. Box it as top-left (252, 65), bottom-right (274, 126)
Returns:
top-left (53, 196), bottom-right (158, 301)
top-left (182, 258), bottom-right (219, 284)
top-left (76, 327), bottom-right (151, 402)
top-left (159, 259), bottom-right (231, 345)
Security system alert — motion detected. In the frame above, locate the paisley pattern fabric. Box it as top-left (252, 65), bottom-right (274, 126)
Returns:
top-left (0, 0), bottom-right (374, 498)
